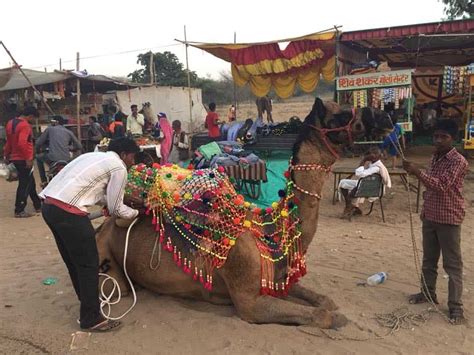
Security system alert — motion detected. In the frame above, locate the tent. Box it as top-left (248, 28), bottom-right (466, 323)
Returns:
top-left (112, 86), bottom-right (207, 131)
top-left (189, 30), bottom-right (337, 99)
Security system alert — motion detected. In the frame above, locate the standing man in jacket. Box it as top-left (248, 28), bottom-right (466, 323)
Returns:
top-left (403, 119), bottom-right (468, 324)
top-left (3, 106), bottom-right (42, 218)
top-left (36, 115), bottom-right (83, 187)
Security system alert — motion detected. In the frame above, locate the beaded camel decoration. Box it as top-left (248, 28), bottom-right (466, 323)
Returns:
top-left (125, 162), bottom-right (320, 296)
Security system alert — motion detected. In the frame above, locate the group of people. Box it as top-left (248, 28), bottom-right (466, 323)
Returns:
top-left (89, 104), bottom-right (190, 166)
top-left (204, 96), bottom-right (274, 140)
top-left (2, 104), bottom-right (468, 332)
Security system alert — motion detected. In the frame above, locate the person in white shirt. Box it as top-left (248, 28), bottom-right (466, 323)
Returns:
top-left (39, 137), bottom-right (142, 332)
top-left (338, 147), bottom-right (391, 218)
top-left (126, 104), bottom-right (145, 136)
top-left (168, 120), bottom-right (189, 167)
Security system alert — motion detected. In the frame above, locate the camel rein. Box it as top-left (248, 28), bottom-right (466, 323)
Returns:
top-left (289, 110), bottom-right (355, 199)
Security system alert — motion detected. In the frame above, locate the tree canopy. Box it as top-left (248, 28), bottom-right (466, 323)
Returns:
top-left (128, 51), bottom-right (198, 86)
top-left (441, 0), bottom-right (473, 19)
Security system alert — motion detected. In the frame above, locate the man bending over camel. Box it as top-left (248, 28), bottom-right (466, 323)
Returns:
top-left (339, 147), bottom-right (391, 218)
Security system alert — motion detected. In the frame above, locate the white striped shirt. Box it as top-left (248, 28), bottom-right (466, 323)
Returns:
top-left (39, 151), bottom-right (138, 219)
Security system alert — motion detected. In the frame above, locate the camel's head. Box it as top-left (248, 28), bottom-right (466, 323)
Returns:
top-left (305, 98), bottom-right (393, 146)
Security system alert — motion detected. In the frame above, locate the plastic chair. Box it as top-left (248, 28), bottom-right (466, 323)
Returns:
top-left (351, 173), bottom-right (385, 222)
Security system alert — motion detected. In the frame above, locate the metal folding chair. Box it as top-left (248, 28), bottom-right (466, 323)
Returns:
top-left (351, 173), bottom-right (385, 223)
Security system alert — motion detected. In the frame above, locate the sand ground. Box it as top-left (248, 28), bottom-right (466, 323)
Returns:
top-left (0, 145), bottom-right (473, 354)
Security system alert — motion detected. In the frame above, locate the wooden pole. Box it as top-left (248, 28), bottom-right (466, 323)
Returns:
top-left (0, 41), bottom-right (55, 115)
top-left (76, 52), bottom-right (81, 141)
top-left (233, 31), bottom-right (237, 120)
top-left (149, 52), bottom-right (154, 84)
top-left (184, 25), bottom-right (193, 132)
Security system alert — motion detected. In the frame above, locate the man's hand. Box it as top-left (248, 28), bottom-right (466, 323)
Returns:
top-left (402, 159), bottom-right (420, 176)
top-left (124, 194), bottom-right (144, 209)
top-left (25, 160), bottom-right (33, 169)
top-left (3, 157), bottom-right (9, 165)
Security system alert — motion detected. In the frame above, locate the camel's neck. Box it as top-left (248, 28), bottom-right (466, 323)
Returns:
top-left (291, 140), bottom-right (336, 253)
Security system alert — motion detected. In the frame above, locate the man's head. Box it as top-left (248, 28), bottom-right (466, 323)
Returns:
top-left (366, 147), bottom-right (382, 162)
top-left (433, 119), bottom-right (458, 153)
top-left (172, 120), bottom-right (181, 131)
top-left (209, 102), bottom-right (216, 112)
top-left (107, 137), bottom-right (140, 168)
top-left (20, 106), bottom-right (39, 122)
top-left (131, 105), bottom-right (138, 116)
top-left (89, 116), bottom-right (97, 124)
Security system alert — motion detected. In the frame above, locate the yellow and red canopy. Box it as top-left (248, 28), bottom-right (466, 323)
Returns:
top-left (190, 31), bottom-right (336, 98)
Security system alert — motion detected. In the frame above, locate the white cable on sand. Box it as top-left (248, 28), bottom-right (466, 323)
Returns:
top-left (99, 217), bottom-right (139, 320)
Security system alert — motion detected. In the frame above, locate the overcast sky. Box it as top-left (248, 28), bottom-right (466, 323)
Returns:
top-left (1, 0), bottom-right (447, 80)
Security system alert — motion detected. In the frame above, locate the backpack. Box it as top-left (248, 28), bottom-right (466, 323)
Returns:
top-left (113, 123), bottom-right (125, 138)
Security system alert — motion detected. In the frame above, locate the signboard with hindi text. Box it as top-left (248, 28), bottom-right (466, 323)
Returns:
top-left (336, 69), bottom-right (413, 91)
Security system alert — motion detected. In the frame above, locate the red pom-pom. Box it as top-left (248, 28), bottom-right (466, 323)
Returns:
top-left (232, 217), bottom-right (241, 225)
top-left (284, 170), bottom-right (291, 179)
top-left (217, 166), bottom-right (225, 173)
top-left (152, 163), bottom-right (161, 169)
top-left (187, 164), bottom-right (194, 170)
top-left (265, 207), bottom-right (273, 214)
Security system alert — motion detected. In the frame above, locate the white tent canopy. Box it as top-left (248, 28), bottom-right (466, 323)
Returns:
top-left (113, 86), bottom-right (206, 132)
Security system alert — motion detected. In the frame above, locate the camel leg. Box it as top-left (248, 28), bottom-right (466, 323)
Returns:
top-left (288, 284), bottom-right (339, 311)
top-left (247, 295), bottom-right (347, 328)
top-left (220, 234), bottom-right (347, 328)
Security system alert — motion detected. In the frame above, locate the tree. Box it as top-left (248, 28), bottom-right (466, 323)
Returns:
top-left (128, 51), bottom-right (198, 86)
top-left (440, 0), bottom-right (473, 19)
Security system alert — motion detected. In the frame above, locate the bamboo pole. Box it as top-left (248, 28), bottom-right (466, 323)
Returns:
top-left (184, 25), bottom-right (194, 133)
top-left (233, 31), bottom-right (237, 120)
top-left (149, 52), bottom-right (154, 84)
top-left (76, 52), bottom-right (81, 141)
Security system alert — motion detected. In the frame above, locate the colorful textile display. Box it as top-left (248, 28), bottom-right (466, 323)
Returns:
top-left (191, 31), bottom-right (336, 98)
top-left (132, 163), bottom-right (306, 296)
top-left (353, 90), bottom-right (368, 108)
top-left (443, 65), bottom-right (471, 96)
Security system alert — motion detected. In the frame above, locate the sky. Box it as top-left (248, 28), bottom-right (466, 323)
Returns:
top-left (0, 0), bottom-right (448, 80)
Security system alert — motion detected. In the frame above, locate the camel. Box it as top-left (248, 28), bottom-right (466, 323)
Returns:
top-left (96, 98), bottom-right (393, 329)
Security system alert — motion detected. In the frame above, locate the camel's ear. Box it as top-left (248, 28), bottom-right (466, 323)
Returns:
top-left (303, 97), bottom-right (326, 126)
top-left (314, 98), bottom-right (327, 121)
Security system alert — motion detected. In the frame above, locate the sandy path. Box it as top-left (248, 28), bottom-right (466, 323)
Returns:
top-left (0, 148), bottom-right (472, 354)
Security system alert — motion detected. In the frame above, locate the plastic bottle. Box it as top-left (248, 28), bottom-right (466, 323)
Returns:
top-left (367, 272), bottom-right (387, 286)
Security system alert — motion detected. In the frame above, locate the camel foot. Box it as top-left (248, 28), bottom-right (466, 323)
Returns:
top-left (311, 310), bottom-right (348, 329)
top-left (331, 312), bottom-right (349, 329)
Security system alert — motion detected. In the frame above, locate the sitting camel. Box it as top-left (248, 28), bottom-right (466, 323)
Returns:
top-left (96, 98), bottom-right (393, 329)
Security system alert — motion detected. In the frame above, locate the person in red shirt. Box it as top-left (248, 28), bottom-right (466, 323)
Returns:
top-left (205, 102), bottom-right (221, 141)
top-left (3, 107), bottom-right (42, 218)
top-left (403, 119), bottom-right (468, 324)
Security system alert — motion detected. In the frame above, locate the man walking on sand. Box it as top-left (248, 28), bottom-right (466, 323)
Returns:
top-left (3, 106), bottom-right (42, 218)
top-left (403, 119), bottom-right (468, 324)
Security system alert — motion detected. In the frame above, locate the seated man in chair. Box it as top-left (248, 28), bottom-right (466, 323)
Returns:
top-left (339, 147), bottom-right (391, 218)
